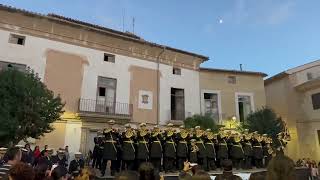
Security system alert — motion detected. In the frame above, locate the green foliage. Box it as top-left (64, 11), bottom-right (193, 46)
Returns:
top-left (184, 114), bottom-right (217, 131)
top-left (241, 107), bottom-right (285, 138)
top-left (0, 67), bottom-right (64, 147)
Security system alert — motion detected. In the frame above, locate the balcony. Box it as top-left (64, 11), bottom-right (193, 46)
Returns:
top-left (78, 99), bottom-right (133, 121)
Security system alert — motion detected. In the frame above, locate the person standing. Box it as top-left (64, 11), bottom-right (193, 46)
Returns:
top-left (194, 126), bottom-right (208, 171)
top-left (252, 132), bottom-right (263, 168)
top-left (69, 152), bottom-right (84, 178)
top-left (24, 144), bottom-right (34, 165)
top-left (136, 123), bottom-right (150, 167)
top-left (149, 125), bottom-right (163, 172)
top-left (205, 129), bottom-right (217, 171)
top-left (33, 146), bottom-right (41, 166)
top-left (217, 129), bottom-right (228, 169)
top-left (242, 131), bottom-right (253, 169)
top-left (0, 147), bottom-right (7, 166)
top-left (101, 120), bottom-right (119, 176)
top-left (230, 133), bottom-right (244, 170)
top-left (38, 149), bottom-right (53, 169)
top-left (41, 145), bottom-right (48, 156)
top-left (92, 137), bottom-right (101, 169)
top-left (163, 123), bottom-right (176, 173)
top-left (121, 123), bottom-right (136, 171)
top-left (0, 147), bottom-right (21, 179)
top-left (189, 139), bottom-right (199, 163)
top-left (176, 125), bottom-right (189, 171)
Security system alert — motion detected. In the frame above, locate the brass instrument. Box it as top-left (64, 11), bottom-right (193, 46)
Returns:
top-left (268, 147), bottom-right (274, 155)
top-left (191, 144), bottom-right (199, 153)
top-left (166, 128), bottom-right (174, 137)
top-left (125, 129), bottom-right (134, 138)
top-left (234, 134), bottom-right (242, 143)
top-left (245, 133), bottom-right (252, 141)
top-left (180, 129), bottom-right (188, 139)
top-left (152, 129), bottom-right (160, 137)
top-left (206, 131), bottom-right (216, 140)
top-left (139, 129), bottom-right (148, 137)
top-left (256, 135), bottom-right (263, 142)
top-left (196, 129), bottom-right (203, 138)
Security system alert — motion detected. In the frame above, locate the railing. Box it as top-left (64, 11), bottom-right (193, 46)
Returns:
top-left (78, 98), bottom-right (132, 117)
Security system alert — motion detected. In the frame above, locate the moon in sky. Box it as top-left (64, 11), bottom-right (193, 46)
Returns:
top-left (219, 19), bottom-right (223, 24)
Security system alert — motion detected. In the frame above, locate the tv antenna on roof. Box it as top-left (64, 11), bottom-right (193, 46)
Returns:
top-left (122, 9), bottom-right (126, 32)
top-left (132, 17), bottom-right (135, 34)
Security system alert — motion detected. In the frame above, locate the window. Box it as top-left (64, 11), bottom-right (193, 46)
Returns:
top-left (307, 72), bottom-right (313, 80)
top-left (228, 76), bottom-right (236, 84)
top-left (311, 93), bottom-right (320, 110)
top-left (204, 93), bottom-right (220, 122)
top-left (171, 88), bottom-right (185, 120)
top-left (98, 87), bottom-right (106, 97)
top-left (9, 34), bottom-right (26, 45)
top-left (237, 95), bottom-right (252, 122)
top-left (318, 130), bottom-right (320, 145)
top-left (173, 67), bottom-right (181, 75)
top-left (104, 53), bottom-right (115, 63)
top-left (0, 61), bottom-right (26, 72)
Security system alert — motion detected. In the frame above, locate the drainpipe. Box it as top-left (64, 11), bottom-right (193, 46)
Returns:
top-left (156, 47), bottom-right (165, 125)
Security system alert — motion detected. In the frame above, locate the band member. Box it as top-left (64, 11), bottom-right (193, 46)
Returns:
top-left (176, 125), bottom-right (189, 170)
top-left (101, 120), bottom-right (119, 176)
top-left (263, 135), bottom-right (273, 167)
top-left (217, 128), bottom-right (228, 168)
top-left (242, 129), bottom-right (253, 169)
top-left (205, 129), bottom-right (217, 171)
top-left (0, 147), bottom-right (7, 166)
top-left (121, 123), bottom-right (136, 171)
top-left (194, 126), bottom-right (208, 171)
top-left (149, 125), bottom-right (163, 172)
top-left (38, 148), bottom-right (53, 169)
top-left (274, 132), bottom-right (285, 155)
top-left (52, 150), bottom-right (68, 167)
top-left (230, 133), bottom-right (244, 170)
top-left (189, 139), bottom-right (198, 163)
top-left (252, 132), bottom-right (263, 168)
top-left (136, 123), bottom-right (150, 167)
top-left (92, 136), bottom-right (102, 169)
top-left (69, 152), bottom-right (84, 177)
top-left (163, 123), bottom-right (176, 173)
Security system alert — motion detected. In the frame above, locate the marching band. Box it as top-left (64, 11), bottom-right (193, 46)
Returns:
top-left (91, 120), bottom-right (288, 174)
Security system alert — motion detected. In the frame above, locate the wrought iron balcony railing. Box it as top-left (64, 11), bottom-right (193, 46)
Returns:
top-left (78, 98), bottom-right (132, 117)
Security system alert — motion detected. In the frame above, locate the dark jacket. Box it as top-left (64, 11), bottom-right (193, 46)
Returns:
top-left (230, 139), bottom-right (245, 159)
top-left (52, 155), bottom-right (68, 167)
top-left (38, 156), bottom-right (53, 169)
top-left (242, 140), bottom-right (253, 156)
top-left (136, 131), bottom-right (150, 160)
top-left (252, 139), bottom-right (263, 159)
top-left (149, 133), bottom-right (163, 158)
top-left (214, 171), bottom-right (242, 180)
top-left (163, 132), bottom-right (176, 158)
top-left (217, 137), bottom-right (229, 159)
top-left (205, 138), bottom-right (216, 159)
top-left (69, 159), bottom-right (84, 174)
top-left (121, 132), bottom-right (136, 161)
top-left (195, 135), bottom-right (206, 158)
top-left (103, 130), bottom-right (119, 160)
top-left (176, 132), bottom-right (189, 158)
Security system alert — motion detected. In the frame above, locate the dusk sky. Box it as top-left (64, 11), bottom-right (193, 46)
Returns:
top-left (1, 0), bottom-right (320, 77)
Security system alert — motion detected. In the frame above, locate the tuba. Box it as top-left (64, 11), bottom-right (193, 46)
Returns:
top-left (206, 131), bottom-right (214, 140)
top-left (166, 128), bottom-right (174, 137)
top-left (139, 129), bottom-right (148, 137)
top-left (180, 129), bottom-right (188, 139)
top-left (256, 135), bottom-right (263, 142)
top-left (125, 129), bottom-right (134, 138)
top-left (152, 129), bottom-right (160, 137)
top-left (196, 129), bottom-right (203, 138)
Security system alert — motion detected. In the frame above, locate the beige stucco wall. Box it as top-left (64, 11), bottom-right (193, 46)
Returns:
top-left (265, 75), bottom-right (320, 161)
top-left (35, 121), bottom-right (67, 150)
top-left (200, 71), bottom-right (266, 121)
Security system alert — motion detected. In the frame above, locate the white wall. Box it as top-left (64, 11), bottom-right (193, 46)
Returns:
top-left (0, 28), bottom-right (201, 124)
top-left (64, 121), bottom-right (82, 153)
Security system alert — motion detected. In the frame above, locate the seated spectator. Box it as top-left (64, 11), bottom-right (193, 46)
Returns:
top-left (192, 170), bottom-right (211, 180)
top-left (266, 154), bottom-right (295, 180)
top-left (115, 171), bottom-right (139, 180)
top-left (0, 147), bottom-right (21, 179)
top-left (214, 159), bottom-right (242, 180)
top-left (34, 163), bottom-right (50, 180)
top-left (8, 162), bottom-right (35, 180)
top-left (50, 165), bottom-right (69, 180)
top-left (138, 162), bottom-right (161, 180)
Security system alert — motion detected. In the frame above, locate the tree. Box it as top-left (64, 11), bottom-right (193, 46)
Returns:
top-left (184, 114), bottom-right (218, 131)
top-left (0, 67), bottom-right (64, 147)
top-left (241, 107), bottom-right (285, 138)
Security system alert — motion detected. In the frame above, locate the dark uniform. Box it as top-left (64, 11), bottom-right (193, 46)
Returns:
top-left (163, 129), bottom-right (176, 172)
top-left (149, 129), bottom-right (163, 172)
top-left (38, 154), bottom-right (53, 169)
top-left (136, 128), bottom-right (150, 167)
top-left (205, 134), bottom-right (217, 170)
top-left (52, 152), bottom-right (68, 167)
top-left (252, 138), bottom-right (263, 168)
top-left (230, 136), bottom-right (245, 170)
top-left (101, 129), bottom-right (119, 176)
top-left (92, 137), bottom-right (101, 169)
top-left (69, 156), bottom-right (84, 177)
top-left (194, 129), bottom-right (208, 171)
top-left (242, 138), bottom-right (253, 169)
top-left (189, 140), bottom-right (198, 163)
top-left (121, 128), bottom-right (136, 171)
top-left (217, 136), bottom-right (229, 168)
top-left (176, 129), bottom-right (189, 170)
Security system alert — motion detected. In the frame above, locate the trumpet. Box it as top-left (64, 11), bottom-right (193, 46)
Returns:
top-left (206, 131), bottom-right (217, 140)
top-left (125, 129), bottom-right (135, 138)
top-left (180, 129), bottom-right (188, 139)
top-left (139, 129), bottom-right (148, 137)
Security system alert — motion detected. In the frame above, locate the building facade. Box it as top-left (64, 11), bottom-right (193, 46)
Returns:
top-left (0, 5), bottom-right (207, 153)
top-left (265, 60), bottom-right (320, 161)
top-left (199, 68), bottom-right (267, 124)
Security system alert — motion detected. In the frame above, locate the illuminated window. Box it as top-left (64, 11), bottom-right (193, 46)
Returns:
top-left (9, 34), bottom-right (25, 45)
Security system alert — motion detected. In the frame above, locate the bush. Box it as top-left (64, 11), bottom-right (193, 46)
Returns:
top-left (241, 107), bottom-right (285, 139)
top-left (184, 114), bottom-right (217, 131)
